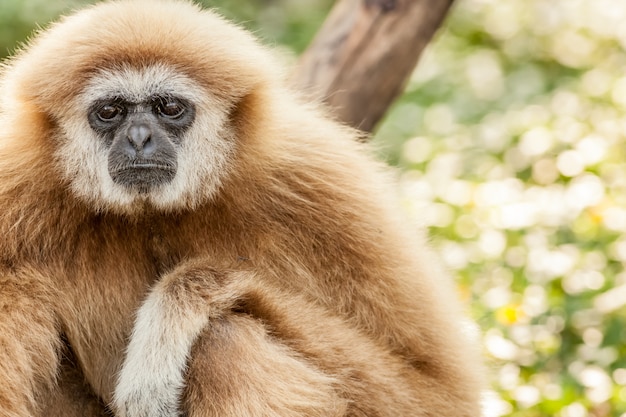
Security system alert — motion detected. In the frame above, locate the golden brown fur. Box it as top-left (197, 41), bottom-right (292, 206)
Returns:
top-left (0, 1), bottom-right (484, 416)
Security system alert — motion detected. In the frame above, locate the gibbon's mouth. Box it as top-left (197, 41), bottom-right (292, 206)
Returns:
top-left (127, 162), bottom-right (172, 170)
top-left (109, 161), bottom-right (177, 192)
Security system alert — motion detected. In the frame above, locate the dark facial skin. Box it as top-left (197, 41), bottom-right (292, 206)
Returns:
top-left (88, 95), bottom-right (195, 193)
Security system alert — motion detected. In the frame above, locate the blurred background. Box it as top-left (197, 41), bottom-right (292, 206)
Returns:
top-left (2, 0), bottom-right (626, 416)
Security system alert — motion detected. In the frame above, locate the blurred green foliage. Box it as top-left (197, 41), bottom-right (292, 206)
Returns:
top-left (385, 1), bottom-right (626, 416)
top-left (2, 0), bottom-right (626, 416)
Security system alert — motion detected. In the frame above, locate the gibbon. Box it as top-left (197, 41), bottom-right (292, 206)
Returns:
top-left (0, 1), bottom-right (484, 416)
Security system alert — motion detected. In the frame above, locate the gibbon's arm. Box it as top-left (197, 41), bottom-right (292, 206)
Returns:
top-left (113, 262), bottom-right (346, 417)
top-left (0, 268), bottom-right (60, 417)
top-left (114, 259), bottom-right (473, 417)
top-left (114, 262), bottom-right (371, 417)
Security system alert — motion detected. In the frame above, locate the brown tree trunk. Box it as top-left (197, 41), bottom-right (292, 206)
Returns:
top-left (292, 0), bottom-right (455, 133)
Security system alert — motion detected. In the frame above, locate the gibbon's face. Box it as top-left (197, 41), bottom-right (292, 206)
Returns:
top-left (87, 85), bottom-right (195, 193)
top-left (4, 0), bottom-right (278, 214)
top-left (59, 64), bottom-right (236, 213)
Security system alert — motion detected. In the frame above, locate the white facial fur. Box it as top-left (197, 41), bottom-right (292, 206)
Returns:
top-left (57, 64), bottom-right (235, 214)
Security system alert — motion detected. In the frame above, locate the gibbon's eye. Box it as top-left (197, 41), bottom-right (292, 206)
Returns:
top-left (97, 104), bottom-right (124, 122)
top-left (155, 98), bottom-right (185, 119)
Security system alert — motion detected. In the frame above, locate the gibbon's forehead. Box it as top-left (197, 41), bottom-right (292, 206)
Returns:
top-left (11, 0), bottom-right (276, 110)
top-left (81, 65), bottom-right (205, 106)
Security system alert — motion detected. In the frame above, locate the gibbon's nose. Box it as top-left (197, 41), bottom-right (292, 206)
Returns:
top-left (126, 123), bottom-right (154, 154)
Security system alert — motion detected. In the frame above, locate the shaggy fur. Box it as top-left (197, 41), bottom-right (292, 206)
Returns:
top-left (0, 1), bottom-right (484, 416)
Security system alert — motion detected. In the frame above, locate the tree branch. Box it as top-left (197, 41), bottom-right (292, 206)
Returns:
top-left (292, 0), bottom-right (455, 133)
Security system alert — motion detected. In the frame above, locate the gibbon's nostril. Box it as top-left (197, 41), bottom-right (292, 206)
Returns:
top-left (127, 123), bottom-right (152, 151)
